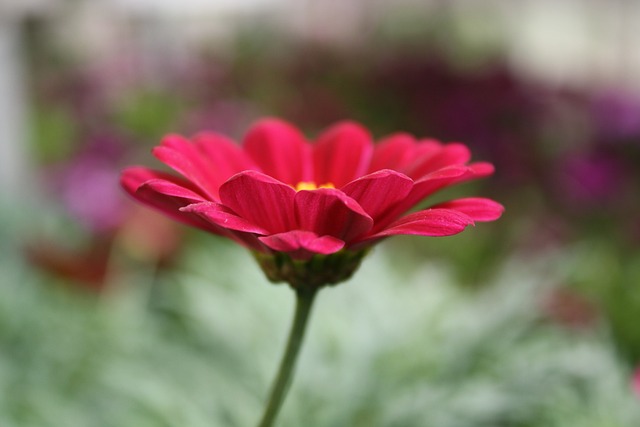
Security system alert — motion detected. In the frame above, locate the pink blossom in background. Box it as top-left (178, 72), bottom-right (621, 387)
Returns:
top-left (54, 134), bottom-right (129, 233)
top-left (558, 150), bottom-right (628, 209)
top-left (591, 90), bottom-right (640, 142)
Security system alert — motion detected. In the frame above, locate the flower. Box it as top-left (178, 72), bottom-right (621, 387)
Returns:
top-left (54, 134), bottom-right (130, 234)
top-left (556, 149), bottom-right (628, 210)
top-left (591, 90), bottom-right (640, 142)
top-left (121, 118), bottom-right (503, 288)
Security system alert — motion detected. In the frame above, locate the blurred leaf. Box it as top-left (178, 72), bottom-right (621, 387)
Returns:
top-left (29, 106), bottom-right (77, 163)
top-left (1, 223), bottom-right (639, 426)
top-left (113, 91), bottom-right (184, 142)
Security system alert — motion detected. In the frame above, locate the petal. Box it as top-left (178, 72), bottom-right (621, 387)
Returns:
top-left (398, 163), bottom-right (495, 213)
top-left (417, 162), bottom-right (494, 194)
top-left (191, 131), bottom-right (257, 196)
top-left (243, 118), bottom-right (311, 185)
top-left (179, 201), bottom-right (269, 251)
top-left (375, 161), bottom-right (497, 231)
top-left (455, 161), bottom-right (495, 182)
top-left (409, 166), bottom-right (473, 201)
top-left (121, 166), bottom-right (203, 200)
top-left (181, 201), bottom-right (269, 234)
top-left (153, 134), bottom-right (222, 200)
top-left (371, 165), bottom-right (469, 232)
top-left (313, 121), bottom-right (373, 187)
top-left (294, 188), bottom-right (373, 242)
top-left (139, 179), bottom-right (207, 203)
top-left (368, 133), bottom-right (416, 172)
top-left (120, 167), bottom-right (216, 232)
top-left (431, 198), bottom-right (504, 222)
top-left (219, 170), bottom-right (296, 233)
top-left (341, 169), bottom-right (413, 221)
top-left (405, 142), bottom-right (471, 179)
top-left (259, 231), bottom-right (345, 259)
top-left (368, 208), bottom-right (475, 238)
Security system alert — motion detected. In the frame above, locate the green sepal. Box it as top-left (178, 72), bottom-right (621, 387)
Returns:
top-left (253, 249), bottom-right (370, 291)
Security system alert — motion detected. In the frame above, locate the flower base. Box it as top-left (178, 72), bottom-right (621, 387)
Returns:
top-left (253, 249), bottom-right (370, 291)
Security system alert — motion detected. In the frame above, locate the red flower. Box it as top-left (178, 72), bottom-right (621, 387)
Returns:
top-left (121, 119), bottom-right (503, 287)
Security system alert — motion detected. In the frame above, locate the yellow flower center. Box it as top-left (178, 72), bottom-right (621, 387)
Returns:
top-left (294, 181), bottom-right (335, 191)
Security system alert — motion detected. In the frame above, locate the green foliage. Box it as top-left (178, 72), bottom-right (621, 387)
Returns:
top-left (1, 216), bottom-right (638, 426)
top-left (29, 106), bottom-right (78, 163)
top-left (113, 91), bottom-right (185, 142)
top-left (565, 240), bottom-right (640, 364)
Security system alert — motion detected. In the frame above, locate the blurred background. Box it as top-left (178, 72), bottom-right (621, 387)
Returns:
top-left (1, 0), bottom-right (640, 425)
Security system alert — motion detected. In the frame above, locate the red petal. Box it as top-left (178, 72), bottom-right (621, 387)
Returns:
top-left (294, 188), bottom-right (373, 242)
top-left (368, 133), bottom-right (416, 172)
top-left (121, 166), bottom-right (201, 198)
top-left (181, 201), bottom-right (269, 234)
top-left (313, 121), bottom-right (373, 187)
top-left (432, 198), bottom-right (504, 222)
top-left (153, 134), bottom-right (223, 200)
top-left (405, 142), bottom-right (471, 179)
top-left (368, 208), bottom-right (474, 238)
top-left (243, 118), bottom-right (311, 185)
top-left (371, 166), bottom-right (469, 232)
top-left (219, 170), bottom-right (296, 233)
top-left (191, 131), bottom-right (257, 196)
top-left (457, 161), bottom-right (495, 181)
top-left (139, 179), bottom-right (206, 202)
top-left (341, 169), bottom-right (413, 221)
top-left (371, 162), bottom-right (498, 234)
top-left (259, 231), bottom-right (345, 259)
top-left (120, 167), bottom-right (216, 232)
top-left (120, 167), bottom-right (206, 203)
top-left (409, 165), bottom-right (471, 200)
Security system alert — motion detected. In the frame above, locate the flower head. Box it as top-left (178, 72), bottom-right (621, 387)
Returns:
top-left (121, 119), bottom-right (503, 288)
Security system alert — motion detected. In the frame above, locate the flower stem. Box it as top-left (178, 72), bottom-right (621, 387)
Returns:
top-left (257, 287), bottom-right (318, 427)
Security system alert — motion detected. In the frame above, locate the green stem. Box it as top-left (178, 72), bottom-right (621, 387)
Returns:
top-left (257, 287), bottom-right (318, 427)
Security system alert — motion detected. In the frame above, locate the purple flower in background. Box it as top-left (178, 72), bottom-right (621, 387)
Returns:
top-left (54, 134), bottom-right (129, 233)
top-left (543, 87), bottom-right (640, 226)
top-left (591, 90), bottom-right (640, 142)
top-left (557, 150), bottom-right (627, 209)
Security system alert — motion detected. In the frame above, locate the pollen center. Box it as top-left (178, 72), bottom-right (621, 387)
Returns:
top-left (294, 181), bottom-right (335, 191)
